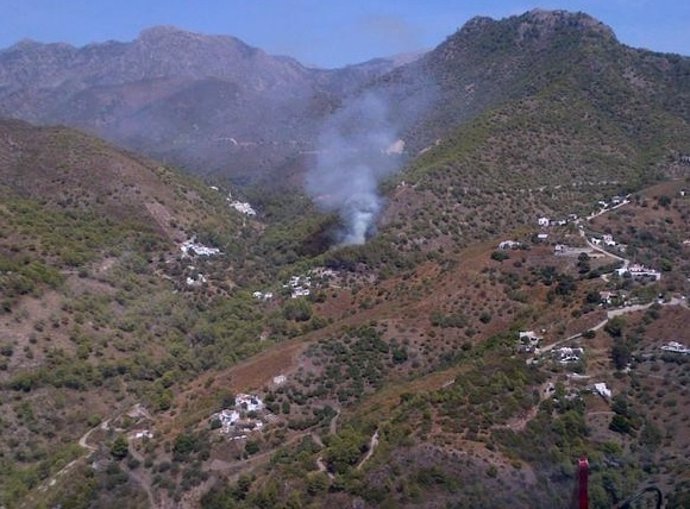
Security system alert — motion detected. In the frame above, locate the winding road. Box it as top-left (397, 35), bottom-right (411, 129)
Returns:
top-left (356, 429), bottom-right (380, 470)
top-left (532, 196), bottom-right (686, 359)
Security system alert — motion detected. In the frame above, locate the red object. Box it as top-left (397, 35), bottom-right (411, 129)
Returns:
top-left (577, 456), bottom-right (589, 509)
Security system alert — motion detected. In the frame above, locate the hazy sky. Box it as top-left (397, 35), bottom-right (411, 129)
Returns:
top-left (1, 0), bottom-right (688, 67)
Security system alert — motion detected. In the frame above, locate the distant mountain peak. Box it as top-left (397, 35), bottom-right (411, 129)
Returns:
top-left (520, 8), bottom-right (616, 39)
top-left (138, 25), bottom-right (186, 37)
top-left (11, 37), bottom-right (41, 48)
top-left (132, 24), bottom-right (259, 60)
top-left (137, 25), bottom-right (211, 43)
top-left (3, 38), bottom-right (75, 54)
top-left (460, 15), bottom-right (495, 32)
top-left (136, 25), bottom-right (210, 42)
top-left (457, 9), bottom-right (615, 42)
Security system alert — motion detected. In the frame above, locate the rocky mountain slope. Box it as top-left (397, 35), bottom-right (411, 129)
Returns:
top-left (370, 9), bottom-right (689, 149)
top-left (365, 10), bottom-right (690, 254)
top-left (0, 118), bottom-right (279, 507)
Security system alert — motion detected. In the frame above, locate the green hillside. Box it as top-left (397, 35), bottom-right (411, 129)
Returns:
top-left (1, 8), bottom-right (690, 509)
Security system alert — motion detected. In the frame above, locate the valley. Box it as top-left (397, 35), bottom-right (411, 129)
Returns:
top-left (0, 7), bottom-right (689, 509)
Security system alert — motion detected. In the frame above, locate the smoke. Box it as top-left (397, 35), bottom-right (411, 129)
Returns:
top-left (306, 92), bottom-right (403, 246)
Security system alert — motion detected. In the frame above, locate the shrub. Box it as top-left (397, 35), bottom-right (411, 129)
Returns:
top-left (604, 317), bottom-right (625, 338)
top-left (609, 415), bottom-right (632, 434)
top-left (110, 435), bottom-right (129, 460)
top-left (283, 299), bottom-right (313, 322)
top-left (245, 440), bottom-right (260, 456)
top-left (490, 251), bottom-right (510, 262)
top-left (173, 432), bottom-right (198, 460)
top-left (611, 339), bottom-right (631, 370)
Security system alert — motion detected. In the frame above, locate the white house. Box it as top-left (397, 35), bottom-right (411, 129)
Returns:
top-left (517, 331), bottom-right (542, 353)
top-left (593, 382), bottom-right (612, 399)
top-left (227, 192), bottom-right (257, 216)
top-left (186, 273), bottom-right (207, 287)
top-left (229, 200), bottom-right (257, 216)
top-left (519, 331), bottom-right (542, 342)
top-left (236, 394), bottom-right (264, 412)
top-left (252, 291), bottom-right (274, 302)
top-left (180, 239), bottom-right (221, 257)
top-left (498, 240), bottom-right (521, 250)
top-left (291, 288), bottom-right (311, 298)
top-left (538, 217), bottom-right (550, 227)
top-left (616, 264), bottom-right (661, 281)
top-left (660, 341), bottom-right (690, 355)
top-left (286, 275), bottom-right (311, 288)
top-left (599, 291), bottom-right (624, 305)
top-left (213, 409), bottom-right (241, 433)
top-left (555, 347), bottom-right (584, 364)
top-left (284, 275), bottom-right (312, 298)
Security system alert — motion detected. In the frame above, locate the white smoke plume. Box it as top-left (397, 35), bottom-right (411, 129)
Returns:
top-left (306, 93), bottom-right (403, 246)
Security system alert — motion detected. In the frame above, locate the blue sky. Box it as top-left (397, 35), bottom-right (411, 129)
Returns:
top-left (1, 0), bottom-right (688, 67)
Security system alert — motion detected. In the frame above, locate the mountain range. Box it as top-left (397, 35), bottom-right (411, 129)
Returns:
top-left (0, 25), bottom-right (407, 183)
top-left (1, 9), bottom-right (689, 191)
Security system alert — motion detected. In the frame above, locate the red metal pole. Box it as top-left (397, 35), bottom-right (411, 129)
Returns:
top-left (578, 456), bottom-right (589, 509)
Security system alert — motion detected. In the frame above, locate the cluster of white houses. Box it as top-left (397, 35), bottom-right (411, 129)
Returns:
top-left (589, 195), bottom-right (630, 218)
top-left (537, 214), bottom-right (579, 228)
top-left (229, 201), bottom-right (257, 216)
top-left (615, 263), bottom-right (661, 281)
top-left (208, 186), bottom-right (258, 216)
top-left (227, 197), bottom-right (257, 216)
top-left (180, 238), bottom-right (221, 257)
top-left (537, 194), bottom-right (629, 229)
top-left (284, 275), bottom-right (311, 298)
top-left (253, 267), bottom-right (339, 303)
top-left (210, 393), bottom-right (268, 437)
top-left (534, 203), bottom-right (663, 283)
top-left (590, 233), bottom-right (621, 249)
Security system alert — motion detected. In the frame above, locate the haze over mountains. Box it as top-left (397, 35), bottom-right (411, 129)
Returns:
top-left (1, 9), bottom-right (688, 190)
top-left (0, 25), bottom-right (407, 184)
